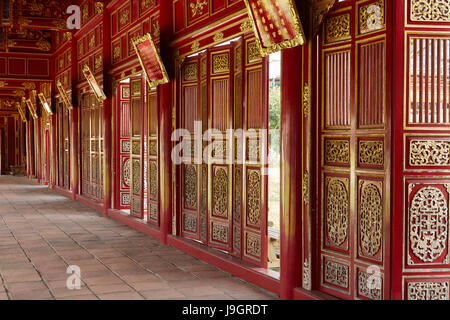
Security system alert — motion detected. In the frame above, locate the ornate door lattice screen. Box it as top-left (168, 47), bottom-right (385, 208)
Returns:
top-left (179, 35), bottom-right (268, 267)
top-left (318, 0), bottom-right (390, 300)
top-left (58, 102), bottom-right (70, 189)
top-left (147, 89), bottom-right (160, 225)
top-left (392, 0), bottom-right (450, 301)
top-left (81, 93), bottom-right (104, 201)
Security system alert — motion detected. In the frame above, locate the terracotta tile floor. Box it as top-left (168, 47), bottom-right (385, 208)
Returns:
top-left (0, 176), bottom-right (278, 300)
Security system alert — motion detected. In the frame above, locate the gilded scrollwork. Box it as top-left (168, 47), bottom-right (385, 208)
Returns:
top-left (149, 161), bottom-right (157, 201)
top-left (183, 63), bottom-right (198, 82)
top-left (359, 140), bottom-right (384, 166)
top-left (122, 159), bottom-right (131, 187)
top-left (325, 139), bottom-right (350, 164)
top-left (132, 159), bottom-right (141, 194)
top-left (409, 186), bottom-right (448, 263)
top-left (326, 14), bottom-right (351, 43)
top-left (358, 270), bottom-right (382, 300)
top-left (359, 182), bottom-right (383, 257)
top-left (212, 223), bottom-right (228, 243)
top-left (184, 165), bottom-right (197, 209)
top-left (303, 259), bottom-right (311, 290)
top-left (326, 177), bottom-right (349, 247)
top-left (410, 0), bottom-right (450, 22)
top-left (303, 83), bottom-right (311, 118)
top-left (183, 214), bottom-right (197, 233)
top-left (213, 167), bottom-right (228, 218)
top-left (324, 260), bottom-right (349, 288)
top-left (409, 140), bottom-right (450, 166)
top-left (407, 281), bottom-right (449, 300)
top-left (246, 233), bottom-right (261, 258)
top-left (359, 0), bottom-right (385, 34)
top-left (212, 53), bottom-right (229, 74)
top-left (247, 169), bottom-right (261, 227)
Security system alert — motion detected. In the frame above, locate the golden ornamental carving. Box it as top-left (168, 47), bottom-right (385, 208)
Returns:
top-left (120, 9), bottom-right (130, 25)
top-left (214, 32), bottom-right (224, 43)
top-left (149, 141), bottom-right (157, 155)
top-left (184, 165), bottom-right (197, 209)
top-left (303, 83), bottom-right (311, 118)
top-left (409, 186), bottom-right (448, 263)
top-left (132, 141), bottom-right (141, 155)
top-left (212, 53), bottom-right (229, 74)
top-left (411, 0), bottom-right (450, 22)
top-left (326, 14), bottom-right (351, 42)
top-left (324, 260), bottom-right (348, 288)
top-left (132, 159), bottom-right (141, 194)
top-left (153, 21), bottom-right (160, 38)
top-left (359, 182), bottom-right (383, 257)
top-left (326, 178), bottom-right (349, 247)
top-left (95, 56), bottom-right (103, 71)
top-left (183, 63), bottom-right (198, 81)
top-left (191, 40), bottom-right (200, 52)
top-left (359, 140), bottom-right (384, 166)
top-left (234, 169), bottom-right (241, 222)
top-left (142, 0), bottom-right (154, 10)
top-left (22, 82), bottom-right (35, 90)
top-left (325, 140), bottom-right (350, 164)
top-left (407, 281), bottom-right (449, 300)
top-left (240, 19), bottom-right (253, 33)
top-left (212, 223), bottom-right (228, 243)
top-left (113, 46), bottom-right (121, 60)
top-left (201, 165), bottom-right (208, 239)
top-left (213, 167), bottom-right (228, 218)
top-left (64, 32), bottom-right (72, 41)
top-left (359, 0), bottom-right (385, 34)
top-left (37, 40), bottom-right (51, 51)
top-left (246, 233), bottom-right (261, 257)
top-left (358, 270), bottom-right (382, 300)
top-left (122, 159), bottom-right (131, 187)
top-left (303, 171), bottom-right (310, 205)
top-left (247, 170), bottom-right (261, 227)
top-left (410, 140), bottom-right (450, 166)
top-left (183, 215), bottom-right (197, 233)
top-left (0, 82), bottom-right (7, 88)
top-left (82, 4), bottom-right (89, 20)
top-left (149, 161), bottom-right (157, 200)
top-left (95, 2), bottom-right (104, 14)
top-left (89, 35), bottom-right (96, 49)
top-left (190, 0), bottom-right (207, 17)
top-left (303, 259), bottom-right (311, 290)
top-left (247, 41), bottom-right (261, 63)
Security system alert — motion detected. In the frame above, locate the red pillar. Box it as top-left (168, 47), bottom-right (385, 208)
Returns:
top-left (280, 46), bottom-right (304, 300)
top-left (70, 35), bottom-right (79, 199)
top-left (103, 7), bottom-right (112, 214)
top-left (50, 114), bottom-right (57, 189)
top-left (159, 0), bottom-right (174, 244)
top-left (36, 118), bottom-right (42, 183)
top-left (26, 121), bottom-right (30, 178)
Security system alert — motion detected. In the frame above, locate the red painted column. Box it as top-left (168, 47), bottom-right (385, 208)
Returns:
top-left (280, 45), bottom-right (304, 300)
top-left (159, 0), bottom-right (174, 244)
top-left (36, 117), bottom-right (42, 183)
top-left (103, 6), bottom-right (112, 215)
top-left (26, 121), bottom-right (30, 178)
top-left (70, 34), bottom-right (79, 199)
top-left (50, 114), bottom-right (57, 189)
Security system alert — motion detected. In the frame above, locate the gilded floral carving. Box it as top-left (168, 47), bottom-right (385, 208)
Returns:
top-left (247, 170), bottom-right (261, 227)
top-left (149, 161), bottom-right (157, 201)
top-left (212, 53), bottom-right (229, 74)
top-left (183, 215), bottom-right (197, 233)
top-left (183, 63), bottom-right (198, 81)
top-left (410, 0), bottom-right (450, 22)
top-left (326, 14), bottom-right (351, 42)
top-left (326, 177), bottom-right (349, 247)
top-left (212, 223), bottom-right (228, 243)
top-left (359, 0), bottom-right (385, 34)
top-left (246, 233), bottom-right (261, 258)
top-left (325, 139), bottom-right (350, 164)
top-left (213, 167), bottom-right (228, 218)
top-left (359, 182), bottom-right (383, 257)
top-left (184, 165), bottom-right (197, 209)
top-left (410, 140), bottom-right (450, 166)
top-left (359, 140), bottom-right (384, 166)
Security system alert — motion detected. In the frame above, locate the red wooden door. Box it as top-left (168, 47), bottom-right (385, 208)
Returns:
top-left (392, 0), bottom-right (450, 300)
top-left (317, 0), bottom-right (391, 300)
top-left (115, 83), bottom-right (132, 210)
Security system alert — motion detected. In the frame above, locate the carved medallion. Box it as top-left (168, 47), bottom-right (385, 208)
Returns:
top-left (122, 159), bottom-right (131, 187)
top-left (409, 186), bottom-right (448, 263)
top-left (359, 182), bottom-right (383, 257)
top-left (326, 178), bottom-right (349, 247)
top-left (184, 165), bottom-right (197, 209)
top-left (247, 169), bottom-right (261, 227)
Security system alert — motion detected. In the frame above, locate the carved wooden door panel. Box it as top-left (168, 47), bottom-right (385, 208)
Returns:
top-left (318, 0), bottom-right (390, 300)
top-left (81, 94), bottom-right (91, 197)
top-left (241, 35), bottom-right (268, 267)
top-left (116, 83), bottom-right (131, 210)
top-left (62, 104), bottom-right (70, 190)
top-left (207, 44), bottom-right (234, 253)
top-left (180, 56), bottom-right (203, 240)
top-left (147, 89), bottom-right (160, 225)
top-left (130, 76), bottom-right (144, 218)
top-left (392, 0), bottom-right (450, 300)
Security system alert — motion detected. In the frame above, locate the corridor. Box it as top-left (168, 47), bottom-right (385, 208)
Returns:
top-left (0, 176), bottom-right (278, 300)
